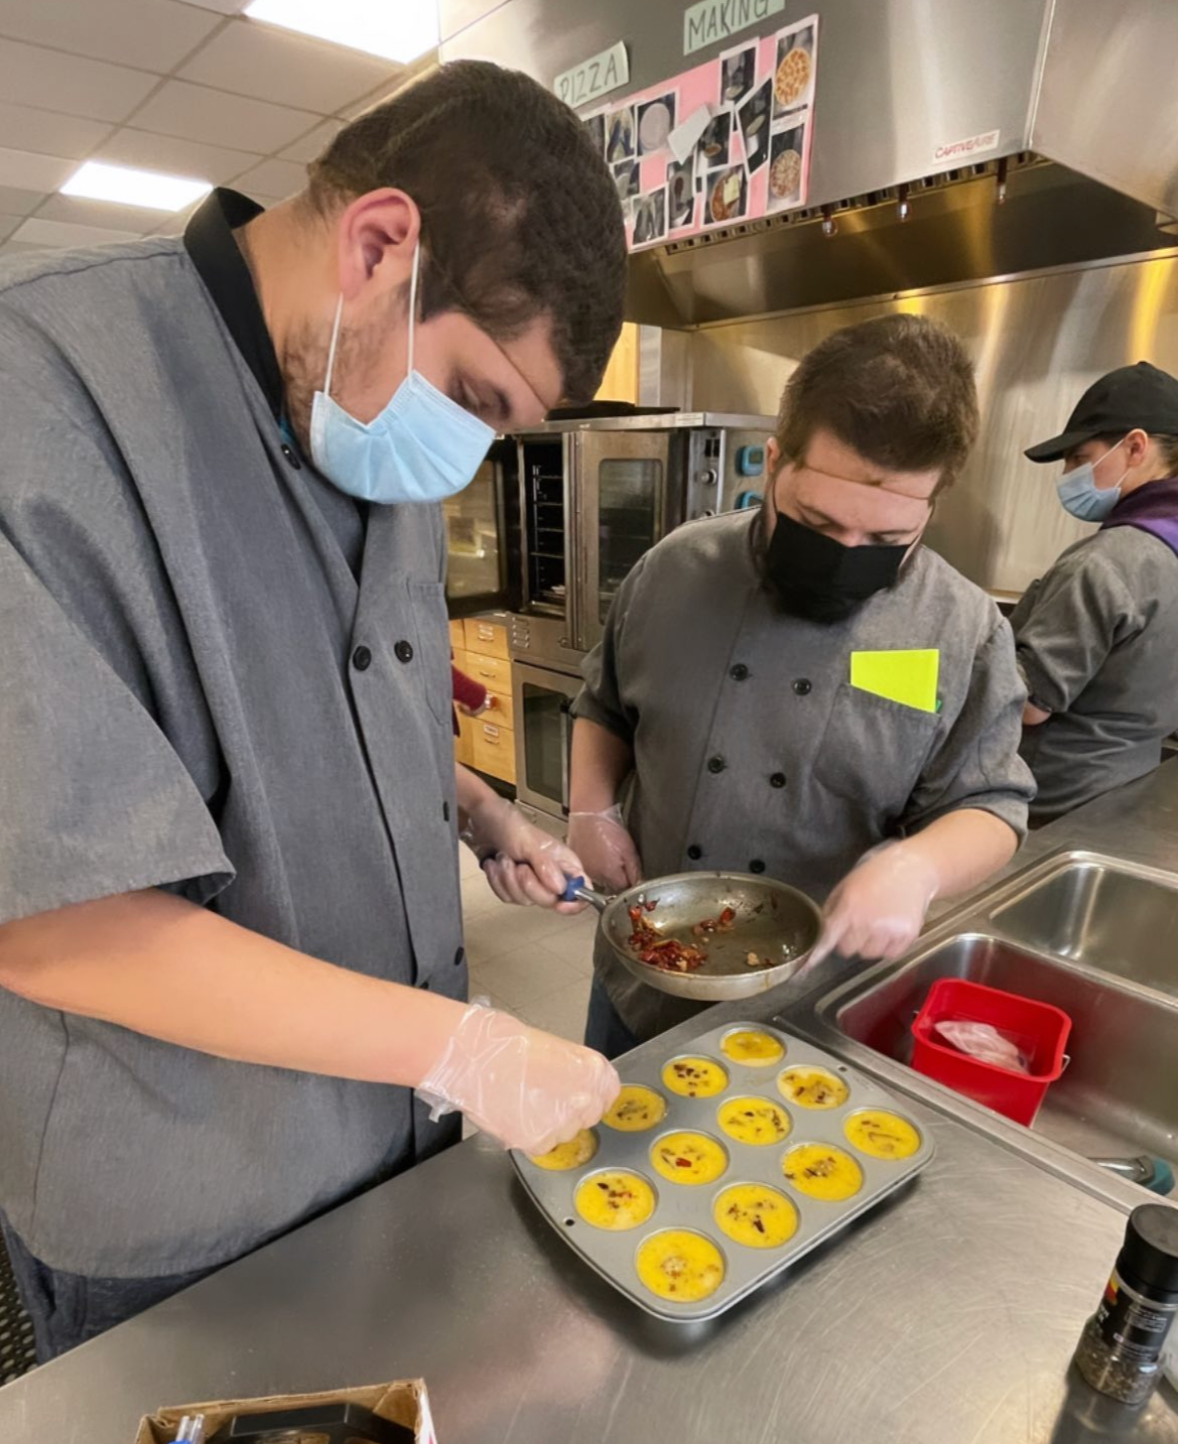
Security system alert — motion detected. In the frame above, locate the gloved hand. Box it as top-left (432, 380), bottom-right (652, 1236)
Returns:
top-left (807, 843), bottom-right (940, 968)
top-left (462, 795), bottom-right (586, 911)
top-left (566, 805), bottom-right (643, 894)
top-left (417, 1002), bottom-right (621, 1155)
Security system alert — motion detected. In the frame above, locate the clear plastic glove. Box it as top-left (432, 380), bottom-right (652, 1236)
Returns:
top-left (566, 805), bottom-right (643, 894)
top-left (807, 843), bottom-right (939, 968)
top-left (417, 1002), bottom-right (621, 1155)
top-left (463, 795), bottom-right (585, 911)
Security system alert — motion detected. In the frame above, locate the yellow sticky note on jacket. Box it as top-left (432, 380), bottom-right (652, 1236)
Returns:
top-left (850, 649), bottom-right (940, 713)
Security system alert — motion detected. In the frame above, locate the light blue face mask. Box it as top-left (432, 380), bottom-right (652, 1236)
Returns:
top-left (309, 243), bottom-right (495, 505)
top-left (1056, 437), bottom-right (1129, 523)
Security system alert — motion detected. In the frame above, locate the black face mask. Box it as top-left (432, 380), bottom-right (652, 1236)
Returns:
top-left (766, 512), bottom-right (909, 623)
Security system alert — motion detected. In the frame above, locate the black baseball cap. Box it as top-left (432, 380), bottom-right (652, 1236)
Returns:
top-left (1025, 361), bottom-right (1178, 463)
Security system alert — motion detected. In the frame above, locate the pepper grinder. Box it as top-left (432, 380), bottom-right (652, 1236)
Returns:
top-left (1073, 1203), bottom-right (1178, 1406)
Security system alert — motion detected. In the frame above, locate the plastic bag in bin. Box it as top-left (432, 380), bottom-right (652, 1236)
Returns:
top-left (933, 1019), bottom-right (1030, 1074)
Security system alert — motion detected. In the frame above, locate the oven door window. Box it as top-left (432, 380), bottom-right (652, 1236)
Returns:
top-left (444, 458), bottom-right (502, 601)
top-left (521, 683), bottom-right (571, 808)
top-left (597, 458), bottom-right (663, 622)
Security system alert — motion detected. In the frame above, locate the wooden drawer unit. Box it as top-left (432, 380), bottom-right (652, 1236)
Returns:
top-left (464, 652), bottom-right (511, 711)
top-left (463, 651), bottom-right (509, 690)
top-left (452, 649), bottom-right (513, 726)
top-left (464, 616), bottom-right (509, 660)
top-left (448, 619), bottom-right (467, 650)
top-left (471, 719), bottom-right (516, 784)
top-left (483, 688), bottom-right (514, 729)
top-left (454, 712), bottom-right (477, 768)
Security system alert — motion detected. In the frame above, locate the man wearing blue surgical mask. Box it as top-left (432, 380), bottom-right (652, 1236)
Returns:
top-left (1013, 362), bottom-right (1178, 824)
top-left (0, 61), bottom-right (625, 1359)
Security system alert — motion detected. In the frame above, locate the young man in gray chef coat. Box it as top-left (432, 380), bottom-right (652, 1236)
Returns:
top-left (1012, 362), bottom-right (1177, 824)
top-left (569, 315), bottom-right (1036, 1055)
top-left (0, 62), bottom-right (624, 1359)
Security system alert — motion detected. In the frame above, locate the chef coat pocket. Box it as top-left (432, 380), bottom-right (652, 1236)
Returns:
top-left (814, 682), bottom-right (941, 815)
top-left (408, 579), bottom-right (453, 729)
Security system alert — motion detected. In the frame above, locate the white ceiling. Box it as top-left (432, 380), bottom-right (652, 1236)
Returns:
top-left (0, 0), bottom-right (436, 256)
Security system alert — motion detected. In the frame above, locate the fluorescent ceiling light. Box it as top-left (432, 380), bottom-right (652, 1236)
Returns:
top-left (61, 161), bottom-right (212, 212)
top-left (245, 0), bottom-right (438, 64)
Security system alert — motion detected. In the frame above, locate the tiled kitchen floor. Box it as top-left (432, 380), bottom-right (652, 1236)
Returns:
top-left (459, 843), bottom-right (596, 1044)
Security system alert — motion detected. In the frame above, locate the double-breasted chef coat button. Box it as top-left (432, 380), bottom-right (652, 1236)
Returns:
top-left (454, 946), bottom-right (465, 968)
top-left (769, 773), bottom-right (787, 789)
top-left (730, 663), bottom-right (750, 681)
top-left (280, 443), bottom-right (301, 469)
top-left (351, 645), bottom-right (372, 671)
top-left (749, 859), bottom-right (766, 874)
top-left (687, 844), bottom-right (703, 861)
top-left (707, 755), bottom-right (726, 774)
top-left (394, 640), bottom-right (414, 664)
top-left (792, 678), bottom-right (812, 696)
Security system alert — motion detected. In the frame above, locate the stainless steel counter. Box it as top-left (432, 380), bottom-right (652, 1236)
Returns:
top-left (1, 767), bottom-right (1175, 1444)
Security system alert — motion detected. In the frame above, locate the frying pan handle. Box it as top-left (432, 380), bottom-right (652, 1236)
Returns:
top-left (560, 875), bottom-right (609, 911)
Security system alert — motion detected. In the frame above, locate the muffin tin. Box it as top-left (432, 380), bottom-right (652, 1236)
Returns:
top-left (512, 1019), bottom-right (935, 1322)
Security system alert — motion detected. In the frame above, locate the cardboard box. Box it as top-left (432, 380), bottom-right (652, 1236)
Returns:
top-left (136, 1379), bottom-right (436, 1444)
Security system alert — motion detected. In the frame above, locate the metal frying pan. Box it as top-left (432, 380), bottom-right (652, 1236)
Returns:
top-left (562, 871), bottom-right (822, 1001)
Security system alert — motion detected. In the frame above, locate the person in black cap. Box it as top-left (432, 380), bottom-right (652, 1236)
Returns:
top-left (1011, 361), bottom-right (1178, 824)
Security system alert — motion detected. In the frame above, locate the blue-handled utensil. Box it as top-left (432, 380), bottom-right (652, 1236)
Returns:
top-left (560, 875), bottom-right (609, 910)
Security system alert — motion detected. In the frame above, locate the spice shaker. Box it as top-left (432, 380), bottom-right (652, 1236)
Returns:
top-left (1073, 1202), bottom-right (1178, 1405)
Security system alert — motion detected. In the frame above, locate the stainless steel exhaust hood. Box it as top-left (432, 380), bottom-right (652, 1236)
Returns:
top-left (440, 0), bottom-right (1177, 324)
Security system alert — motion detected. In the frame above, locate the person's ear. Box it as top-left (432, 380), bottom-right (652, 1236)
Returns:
top-left (1124, 428), bottom-right (1151, 469)
top-left (334, 188), bottom-right (421, 304)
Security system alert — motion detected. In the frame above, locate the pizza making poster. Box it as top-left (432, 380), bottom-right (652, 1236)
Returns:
top-left (580, 15), bottom-right (820, 252)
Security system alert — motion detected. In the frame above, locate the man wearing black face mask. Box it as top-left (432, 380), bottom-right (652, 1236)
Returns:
top-left (568, 315), bottom-right (1036, 1056)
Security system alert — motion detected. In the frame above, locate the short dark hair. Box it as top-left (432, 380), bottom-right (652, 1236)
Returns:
top-left (775, 314), bottom-right (980, 494)
top-left (308, 61), bottom-right (627, 402)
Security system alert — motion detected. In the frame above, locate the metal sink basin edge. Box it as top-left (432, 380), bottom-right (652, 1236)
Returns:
top-left (779, 852), bottom-right (1178, 1210)
top-left (987, 850), bottom-right (1177, 998)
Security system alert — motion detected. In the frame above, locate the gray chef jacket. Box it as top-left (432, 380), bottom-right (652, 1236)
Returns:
top-left (573, 511), bottom-right (1034, 1041)
top-left (0, 227), bottom-right (465, 1275)
top-left (1011, 527), bottom-right (1178, 825)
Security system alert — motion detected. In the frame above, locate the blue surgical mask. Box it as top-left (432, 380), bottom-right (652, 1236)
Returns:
top-left (1056, 437), bottom-right (1129, 523)
top-left (309, 243), bottom-right (495, 504)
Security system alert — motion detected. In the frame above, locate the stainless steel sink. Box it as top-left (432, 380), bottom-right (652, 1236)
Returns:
top-left (826, 932), bottom-right (1177, 1169)
top-left (989, 852), bottom-right (1177, 997)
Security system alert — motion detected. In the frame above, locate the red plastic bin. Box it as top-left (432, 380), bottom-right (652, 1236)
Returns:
top-left (910, 978), bottom-right (1072, 1126)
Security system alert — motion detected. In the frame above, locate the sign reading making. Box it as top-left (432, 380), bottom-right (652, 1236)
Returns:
top-left (683, 0), bottom-right (785, 55)
top-left (554, 41), bottom-right (630, 109)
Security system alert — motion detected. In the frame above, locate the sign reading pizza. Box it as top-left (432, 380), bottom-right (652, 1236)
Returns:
top-left (578, 14), bottom-right (820, 251)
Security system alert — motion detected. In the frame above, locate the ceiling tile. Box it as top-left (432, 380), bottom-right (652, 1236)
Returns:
top-left (279, 118), bottom-right (341, 164)
top-left (0, 147), bottom-right (77, 194)
top-left (0, 0), bottom-right (221, 72)
top-left (0, 183), bottom-right (46, 215)
top-left (336, 86), bottom-right (394, 121)
top-left (0, 238), bottom-right (50, 257)
top-left (179, 18), bottom-right (400, 114)
top-left (336, 57), bottom-right (435, 118)
top-left (0, 102), bottom-right (112, 161)
top-left (141, 191), bottom-right (210, 237)
top-left (95, 128), bottom-right (261, 185)
top-left (0, 213), bottom-right (24, 242)
top-left (34, 193), bottom-right (182, 234)
top-left (1, 47), bottom-right (157, 132)
top-left (176, 0), bottom-right (249, 13)
top-left (228, 157), bottom-right (306, 198)
top-left (130, 79), bottom-right (319, 152)
top-left (0, 39), bottom-right (160, 124)
top-left (13, 217), bottom-right (145, 249)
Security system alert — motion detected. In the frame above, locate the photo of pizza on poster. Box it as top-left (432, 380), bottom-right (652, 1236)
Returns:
top-left (579, 14), bottom-right (819, 252)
